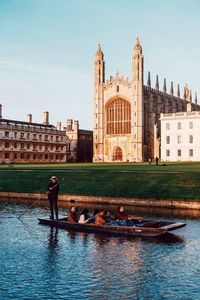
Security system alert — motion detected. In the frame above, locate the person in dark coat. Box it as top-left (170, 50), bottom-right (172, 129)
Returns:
top-left (67, 206), bottom-right (78, 223)
top-left (155, 156), bottom-right (159, 165)
top-left (47, 176), bottom-right (60, 220)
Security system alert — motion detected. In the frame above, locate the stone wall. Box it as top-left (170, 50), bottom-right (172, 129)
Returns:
top-left (1, 191), bottom-right (200, 210)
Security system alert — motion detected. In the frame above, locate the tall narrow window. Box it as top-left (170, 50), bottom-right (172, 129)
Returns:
top-left (189, 135), bottom-right (193, 143)
top-left (166, 123), bottom-right (170, 130)
top-left (166, 136), bottom-right (170, 144)
top-left (106, 98), bottom-right (131, 135)
top-left (189, 149), bottom-right (193, 157)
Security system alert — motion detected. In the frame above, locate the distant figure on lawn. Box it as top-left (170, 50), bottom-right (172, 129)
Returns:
top-left (155, 156), bottom-right (159, 165)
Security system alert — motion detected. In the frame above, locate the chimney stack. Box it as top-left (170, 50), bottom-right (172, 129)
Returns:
top-left (43, 111), bottom-right (49, 125)
top-left (66, 119), bottom-right (73, 131)
top-left (74, 120), bottom-right (79, 132)
top-left (27, 114), bottom-right (32, 123)
top-left (56, 121), bottom-right (62, 131)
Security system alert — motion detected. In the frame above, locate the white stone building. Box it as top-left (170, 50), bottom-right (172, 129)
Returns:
top-left (160, 107), bottom-right (200, 161)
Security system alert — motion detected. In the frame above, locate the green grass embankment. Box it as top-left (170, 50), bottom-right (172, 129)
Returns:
top-left (0, 162), bottom-right (200, 200)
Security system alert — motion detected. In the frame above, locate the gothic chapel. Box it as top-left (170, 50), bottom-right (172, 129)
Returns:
top-left (93, 38), bottom-right (199, 162)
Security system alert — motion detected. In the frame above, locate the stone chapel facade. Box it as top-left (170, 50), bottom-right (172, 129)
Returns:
top-left (93, 38), bottom-right (200, 162)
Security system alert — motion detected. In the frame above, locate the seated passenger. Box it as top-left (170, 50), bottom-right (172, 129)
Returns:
top-left (115, 206), bottom-right (128, 220)
top-left (87, 209), bottom-right (99, 223)
top-left (67, 206), bottom-right (78, 223)
top-left (78, 208), bottom-right (89, 224)
top-left (76, 206), bottom-right (82, 218)
top-left (105, 211), bottom-right (113, 224)
top-left (95, 209), bottom-right (106, 226)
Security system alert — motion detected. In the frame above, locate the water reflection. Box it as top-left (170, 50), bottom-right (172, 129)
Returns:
top-left (149, 232), bottom-right (185, 245)
top-left (0, 202), bottom-right (197, 300)
top-left (48, 227), bottom-right (58, 249)
top-left (62, 230), bottom-right (185, 246)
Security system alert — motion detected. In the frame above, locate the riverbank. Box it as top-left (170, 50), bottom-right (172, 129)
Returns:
top-left (1, 191), bottom-right (200, 210)
top-left (0, 162), bottom-right (200, 201)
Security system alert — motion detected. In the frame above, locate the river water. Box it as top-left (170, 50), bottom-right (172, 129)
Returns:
top-left (1, 201), bottom-right (200, 300)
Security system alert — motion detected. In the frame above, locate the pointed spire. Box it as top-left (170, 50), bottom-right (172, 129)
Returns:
top-left (195, 92), bottom-right (198, 105)
top-left (134, 36), bottom-right (142, 53)
top-left (170, 81), bottom-right (174, 96)
top-left (177, 84), bottom-right (180, 98)
top-left (184, 83), bottom-right (189, 100)
top-left (147, 71), bottom-right (151, 88)
top-left (97, 43), bottom-right (102, 53)
top-left (155, 75), bottom-right (159, 91)
top-left (96, 43), bottom-right (104, 58)
top-left (189, 89), bottom-right (192, 102)
top-left (163, 78), bottom-right (167, 93)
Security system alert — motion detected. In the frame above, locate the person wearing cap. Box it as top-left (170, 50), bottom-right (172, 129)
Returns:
top-left (47, 176), bottom-right (60, 220)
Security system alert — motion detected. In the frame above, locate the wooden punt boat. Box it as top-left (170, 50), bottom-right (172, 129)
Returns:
top-left (38, 218), bottom-right (186, 238)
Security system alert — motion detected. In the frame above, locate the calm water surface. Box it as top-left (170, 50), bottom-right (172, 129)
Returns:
top-left (1, 202), bottom-right (200, 300)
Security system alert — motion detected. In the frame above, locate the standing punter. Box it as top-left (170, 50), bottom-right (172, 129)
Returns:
top-left (47, 176), bottom-right (59, 220)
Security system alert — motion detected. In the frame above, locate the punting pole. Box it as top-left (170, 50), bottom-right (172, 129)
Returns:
top-left (17, 177), bottom-right (65, 219)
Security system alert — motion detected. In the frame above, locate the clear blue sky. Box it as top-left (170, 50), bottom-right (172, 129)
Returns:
top-left (0, 0), bottom-right (200, 129)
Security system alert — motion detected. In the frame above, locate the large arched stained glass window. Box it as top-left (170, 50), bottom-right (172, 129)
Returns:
top-left (106, 98), bottom-right (131, 135)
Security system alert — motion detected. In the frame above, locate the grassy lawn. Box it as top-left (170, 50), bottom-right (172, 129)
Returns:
top-left (0, 162), bottom-right (200, 200)
top-left (1, 161), bottom-right (200, 171)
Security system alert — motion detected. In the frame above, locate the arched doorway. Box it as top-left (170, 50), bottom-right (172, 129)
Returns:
top-left (114, 147), bottom-right (123, 161)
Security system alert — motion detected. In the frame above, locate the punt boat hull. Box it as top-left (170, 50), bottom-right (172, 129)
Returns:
top-left (38, 218), bottom-right (169, 237)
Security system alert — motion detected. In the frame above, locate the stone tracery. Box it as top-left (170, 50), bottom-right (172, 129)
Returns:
top-left (106, 98), bottom-right (131, 135)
